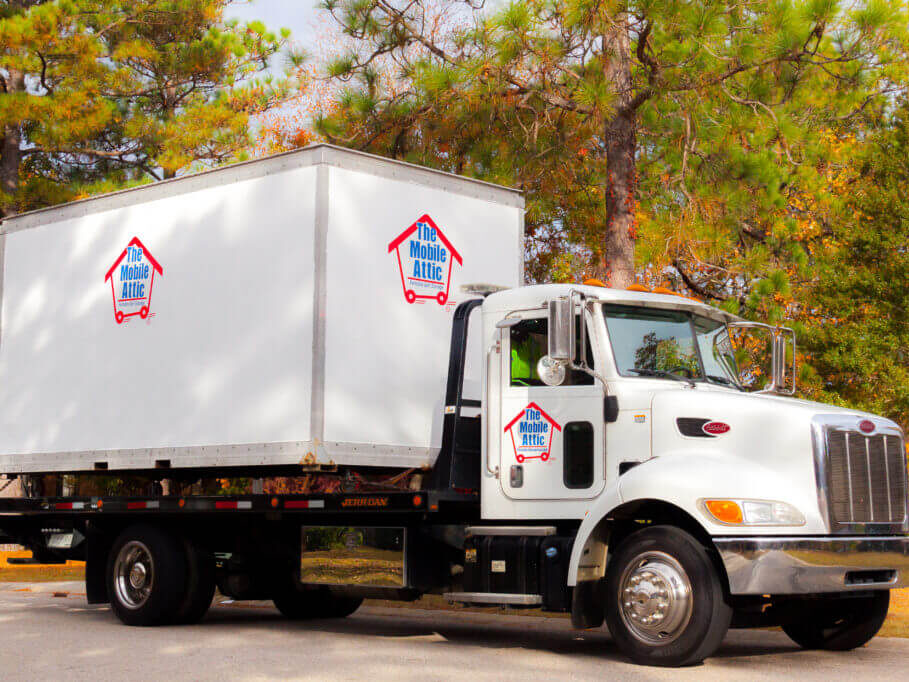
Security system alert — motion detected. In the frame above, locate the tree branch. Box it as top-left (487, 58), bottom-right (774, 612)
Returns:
top-left (623, 19), bottom-right (658, 114)
top-left (672, 258), bottom-right (726, 302)
top-left (36, 52), bottom-right (53, 94)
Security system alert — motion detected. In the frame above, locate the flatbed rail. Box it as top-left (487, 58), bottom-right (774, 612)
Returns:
top-left (0, 489), bottom-right (478, 518)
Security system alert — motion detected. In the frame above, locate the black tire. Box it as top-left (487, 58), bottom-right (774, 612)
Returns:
top-left (106, 524), bottom-right (187, 626)
top-left (273, 587), bottom-right (363, 620)
top-left (605, 525), bottom-right (732, 667)
top-left (174, 538), bottom-right (216, 625)
top-left (782, 591), bottom-right (889, 651)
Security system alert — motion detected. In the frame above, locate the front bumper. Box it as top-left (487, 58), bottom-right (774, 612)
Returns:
top-left (714, 536), bottom-right (909, 595)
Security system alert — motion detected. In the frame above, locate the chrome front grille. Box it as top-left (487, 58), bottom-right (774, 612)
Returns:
top-left (824, 427), bottom-right (907, 528)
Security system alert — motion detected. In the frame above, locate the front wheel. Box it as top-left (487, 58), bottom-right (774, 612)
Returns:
top-left (782, 591), bottom-right (889, 651)
top-left (605, 526), bottom-right (732, 667)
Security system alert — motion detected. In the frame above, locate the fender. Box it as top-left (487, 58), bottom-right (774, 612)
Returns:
top-left (566, 452), bottom-right (816, 586)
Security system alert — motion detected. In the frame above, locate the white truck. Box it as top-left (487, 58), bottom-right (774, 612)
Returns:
top-left (0, 145), bottom-right (906, 667)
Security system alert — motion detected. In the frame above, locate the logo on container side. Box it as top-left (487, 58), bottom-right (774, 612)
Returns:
top-left (504, 402), bottom-right (562, 463)
top-left (104, 237), bottom-right (163, 324)
top-left (388, 214), bottom-right (462, 305)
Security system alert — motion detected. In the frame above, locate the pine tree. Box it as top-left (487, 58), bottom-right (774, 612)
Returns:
top-left (800, 104), bottom-right (909, 426)
top-left (307, 0), bottom-right (906, 287)
top-left (0, 0), bottom-right (289, 217)
top-left (1, 0), bottom-right (114, 215)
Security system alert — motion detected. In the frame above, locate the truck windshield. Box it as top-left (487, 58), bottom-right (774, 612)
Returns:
top-left (602, 304), bottom-right (740, 388)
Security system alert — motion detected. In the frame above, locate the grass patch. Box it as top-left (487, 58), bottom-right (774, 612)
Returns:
top-left (0, 551), bottom-right (85, 583)
top-left (880, 587), bottom-right (909, 637)
top-left (0, 565), bottom-right (85, 582)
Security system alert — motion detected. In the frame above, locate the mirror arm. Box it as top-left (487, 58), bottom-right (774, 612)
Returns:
top-left (569, 295), bottom-right (611, 390)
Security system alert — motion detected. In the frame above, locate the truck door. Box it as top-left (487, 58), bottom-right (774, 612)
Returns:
top-left (498, 311), bottom-right (606, 500)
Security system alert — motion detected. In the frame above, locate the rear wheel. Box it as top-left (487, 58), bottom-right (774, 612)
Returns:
top-left (273, 587), bottom-right (363, 620)
top-left (782, 592), bottom-right (889, 651)
top-left (107, 525), bottom-right (187, 626)
top-left (174, 538), bottom-right (215, 624)
top-left (605, 525), bottom-right (732, 667)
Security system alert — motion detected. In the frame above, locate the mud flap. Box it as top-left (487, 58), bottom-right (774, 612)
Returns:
top-left (85, 530), bottom-right (112, 604)
top-left (571, 579), bottom-right (605, 629)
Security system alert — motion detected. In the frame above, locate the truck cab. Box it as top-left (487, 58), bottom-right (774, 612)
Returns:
top-left (462, 282), bottom-right (908, 664)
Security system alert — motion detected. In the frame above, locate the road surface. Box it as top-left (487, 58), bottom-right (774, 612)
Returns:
top-left (1, 582), bottom-right (908, 681)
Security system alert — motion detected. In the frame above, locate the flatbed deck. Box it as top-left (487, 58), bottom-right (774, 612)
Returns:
top-left (0, 489), bottom-right (480, 545)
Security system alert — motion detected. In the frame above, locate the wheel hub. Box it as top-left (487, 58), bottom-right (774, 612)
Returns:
top-left (114, 540), bottom-right (155, 610)
top-left (129, 562), bottom-right (148, 590)
top-left (619, 551), bottom-right (693, 645)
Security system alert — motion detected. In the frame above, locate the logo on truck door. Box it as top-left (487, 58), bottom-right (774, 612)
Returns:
top-left (504, 402), bottom-right (561, 463)
top-left (104, 237), bottom-right (163, 324)
top-left (387, 214), bottom-right (462, 305)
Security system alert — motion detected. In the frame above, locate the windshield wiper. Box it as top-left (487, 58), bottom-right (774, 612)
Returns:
top-left (628, 368), bottom-right (696, 388)
top-left (705, 374), bottom-right (740, 389)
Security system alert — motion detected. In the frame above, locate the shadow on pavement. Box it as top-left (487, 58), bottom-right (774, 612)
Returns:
top-left (196, 603), bottom-right (804, 663)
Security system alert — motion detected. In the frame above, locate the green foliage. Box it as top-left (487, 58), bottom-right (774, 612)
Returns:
top-left (308, 0), bottom-right (907, 288)
top-left (299, 0), bottom-right (909, 424)
top-left (0, 0), bottom-right (290, 217)
top-left (800, 105), bottom-right (909, 427)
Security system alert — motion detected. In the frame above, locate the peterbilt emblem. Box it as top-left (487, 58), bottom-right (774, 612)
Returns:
top-left (702, 421), bottom-right (731, 436)
top-left (858, 419), bottom-right (875, 434)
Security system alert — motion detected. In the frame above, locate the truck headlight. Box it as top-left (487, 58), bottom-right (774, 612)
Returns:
top-left (700, 499), bottom-right (805, 526)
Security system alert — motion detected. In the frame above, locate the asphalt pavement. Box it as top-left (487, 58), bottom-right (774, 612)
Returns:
top-left (2, 581), bottom-right (908, 681)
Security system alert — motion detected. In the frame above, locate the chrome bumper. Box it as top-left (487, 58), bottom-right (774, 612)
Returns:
top-left (714, 536), bottom-right (909, 595)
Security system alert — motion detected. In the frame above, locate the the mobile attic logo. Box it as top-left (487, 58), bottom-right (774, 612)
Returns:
top-left (104, 237), bottom-right (163, 324)
top-left (387, 214), bottom-right (462, 305)
top-left (504, 402), bottom-right (562, 463)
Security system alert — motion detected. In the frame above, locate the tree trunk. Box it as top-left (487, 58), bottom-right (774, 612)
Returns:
top-left (161, 83), bottom-right (177, 180)
top-left (0, 69), bottom-right (26, 219)
top-left (594, 21), bottom-right (637, 289)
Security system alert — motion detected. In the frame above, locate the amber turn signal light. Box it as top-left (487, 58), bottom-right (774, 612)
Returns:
top-left (704, 499), bottom-right (743, 524)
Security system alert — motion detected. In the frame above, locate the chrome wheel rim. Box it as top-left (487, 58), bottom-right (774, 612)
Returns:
top-left (114, 540), bottom-right (155, 610)
top-left (618, 550), bottom-right (693, 645)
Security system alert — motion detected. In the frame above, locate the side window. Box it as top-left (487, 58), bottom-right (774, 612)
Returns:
top-left (509, 317), bottom-right (594, 387)
top-left (563, 421), bottom-right (594, 488)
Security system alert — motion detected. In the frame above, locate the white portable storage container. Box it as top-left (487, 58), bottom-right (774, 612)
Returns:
top-left (0, 145), bottom-right (523, 474)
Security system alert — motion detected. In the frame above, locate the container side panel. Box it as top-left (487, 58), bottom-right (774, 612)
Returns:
top-left (322, 166), bottom-right (521, 458)
top-left (0, 166), bottom-right (317, 469)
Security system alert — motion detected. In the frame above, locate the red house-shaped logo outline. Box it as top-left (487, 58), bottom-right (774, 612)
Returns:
top-left (387, 214), bottom-right (463, 305)
top-left (104, 236), bottom-right (163, 324)
top-left (503, 402), bottom-right (562, 463)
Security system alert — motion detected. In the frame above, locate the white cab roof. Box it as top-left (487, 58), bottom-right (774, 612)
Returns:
top-left (482, 284), bottom-right (741, 324)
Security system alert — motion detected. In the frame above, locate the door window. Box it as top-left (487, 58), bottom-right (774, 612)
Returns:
top-left (509, 317), bottom-right (593, 387)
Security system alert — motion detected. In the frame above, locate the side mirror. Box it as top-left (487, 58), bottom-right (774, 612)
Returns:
top-left (537, 355), bottom-right (567, 386)
top-left (772, 327), bottom-right (796, 396)
top-left (547, 298), bottom-right (573, 363)
top-left (727, 321), bottom-right (796, 395)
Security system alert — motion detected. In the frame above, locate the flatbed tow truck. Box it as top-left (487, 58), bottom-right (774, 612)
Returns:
top-left (0, 146), bottom-right (907, 667)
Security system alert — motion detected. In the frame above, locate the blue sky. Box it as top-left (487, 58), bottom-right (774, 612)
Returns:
top-left (226, 1), bottom-right (321, 46)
